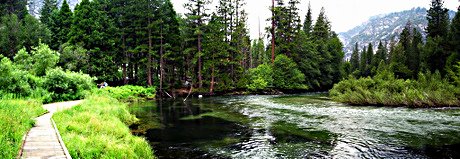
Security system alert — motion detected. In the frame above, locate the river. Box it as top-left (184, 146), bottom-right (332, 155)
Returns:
top-left (129, 94), bottom-right (460, 159)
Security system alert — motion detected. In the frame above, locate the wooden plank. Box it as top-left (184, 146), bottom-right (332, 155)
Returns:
top-left (20, 100), bottom-right (82, 159)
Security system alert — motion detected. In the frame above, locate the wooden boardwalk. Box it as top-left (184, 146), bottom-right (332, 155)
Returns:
top-left (20, 100), bottom-right (83, 159)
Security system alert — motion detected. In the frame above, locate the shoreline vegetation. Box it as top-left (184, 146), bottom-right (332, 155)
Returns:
top-left (0, 99), bottom-right (46, 158)
top-left (330, 69), bottom-right (460, 107)
top-left (53, 94), bottom-right (155, 159)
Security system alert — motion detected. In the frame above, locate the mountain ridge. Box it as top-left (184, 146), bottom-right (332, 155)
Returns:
top-left (339, 7), bottom-right (456, 60)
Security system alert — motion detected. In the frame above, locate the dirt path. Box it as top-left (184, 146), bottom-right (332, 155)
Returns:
top-left (20, 100), bottom-right (83, 159)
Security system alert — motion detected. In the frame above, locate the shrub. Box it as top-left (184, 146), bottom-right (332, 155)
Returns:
top-left (273, 54), bottom-right (308, 90)
top-left (247, 64), bottom-right (273, 91)
top-left (43, 68), bottom-right (95, 102)
top-left (93, 85), bottom-right (156, 101)
top-left (330, 70), bottom-right (460, 107)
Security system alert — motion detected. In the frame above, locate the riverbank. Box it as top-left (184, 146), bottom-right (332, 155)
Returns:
top-left (330, 72), bottom-right (460, 107)
top-left (52, 95), bottom-right (155, 159)
top-left (0, 99), bottom-right (46, 158)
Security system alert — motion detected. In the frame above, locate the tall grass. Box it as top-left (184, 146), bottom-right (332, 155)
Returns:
top-left (53, 95), bottom-right (155, 159)
top-left (330, 71), bottom-right (460, 107)
top-left (0, 99), bottom-right (46, 158)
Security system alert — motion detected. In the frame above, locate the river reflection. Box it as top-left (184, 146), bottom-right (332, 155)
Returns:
top-left (129, 94), bottom-right (460, 159)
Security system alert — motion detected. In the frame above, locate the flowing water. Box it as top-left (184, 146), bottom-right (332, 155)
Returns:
top-left (129, 94), bottom-right (460, 159)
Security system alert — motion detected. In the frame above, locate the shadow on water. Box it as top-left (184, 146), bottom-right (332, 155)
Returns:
top-left (130, 94), bottom-right (460, 159)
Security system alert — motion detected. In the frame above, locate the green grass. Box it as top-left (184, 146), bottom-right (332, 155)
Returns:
top-left (53, 95), bottom-right (155, 159)
top-left (0, 99), bottom-right (46, 158)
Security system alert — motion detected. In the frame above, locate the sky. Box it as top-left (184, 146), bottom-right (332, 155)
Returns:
top-left (171, 0), bottom-right (460, 40)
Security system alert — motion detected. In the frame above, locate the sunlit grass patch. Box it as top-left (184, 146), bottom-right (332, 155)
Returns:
top-left (53, 95), bottom-right (155, 159)
top-left (0, 99), bottom-right (46, 158)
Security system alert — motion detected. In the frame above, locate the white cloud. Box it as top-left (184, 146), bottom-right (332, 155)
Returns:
top-left (172, 0), bottom-right (459, 40)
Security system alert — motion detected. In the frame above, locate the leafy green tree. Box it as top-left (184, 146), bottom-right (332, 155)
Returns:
top-left (0, 14), bottom-right (50, 59)
top-left (13, 42), bottom-right (59, 76)
top-left (58, 43), bottom-right (88, 72)
top-left (273, 54), bottom-right (306, 89)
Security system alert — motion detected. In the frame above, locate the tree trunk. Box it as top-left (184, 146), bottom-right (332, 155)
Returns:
top-left (210, 66), bottom-right (215, 95)
top-left (147, 18), bottom-right (153, 86)
top-left (122, 35), bottom-right (128, 84)
top-left (271, 0), bottom-right (275, 64)
top-left (160, 27), bottom-right (165, 94)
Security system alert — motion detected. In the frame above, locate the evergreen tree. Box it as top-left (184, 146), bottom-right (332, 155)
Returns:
top-left (373, 41), bottom-right (387, 69)
top-left (312, 7), bottom-right (331, 41)
top-left (302, 2), bottom-right (312, 36)
top-left (184, 0), bottom-right (211, 88)
top-left (203, 13), bottom-right (228, 94)
top-left (68, 0), bottom-right (117, 81)
top-left (408, 28), bottom-right (422, 78)
top-left (366, 43), bottom-right (374, 76)
top-left (446, 7), bottom-right (460, 70)
top-left (350, 42), bottom-right (360, 73)
top-left (360, 46), bottom-right (367, 76)
top-left (0, 0), bottom-right (28, 19)
top-left (50, 0), bottom-right (73, 50)
top-left (40, 0), bottom-right (57, 27)
top-left (426, 0), bottom-right (449, 39)
top-left (423, 0), bottom-right (450, 75)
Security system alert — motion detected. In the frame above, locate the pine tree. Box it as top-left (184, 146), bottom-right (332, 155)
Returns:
top-left (373, 41), bottom-right (387, 68)
top-left (408, 28), bottom-right (422, 78)
top-left (360, 46), bottom-right (367, 76)
top-left (365, 43), bottom-right (374, 76)
top-left (0, 0), bottom-right (28, 19)
top-left (68, 0), bottom-right (117, 81)
top-left (184, 0), bottom-right (211, 88)
top-left (350, 42), bottom-right (360, 73)
top-left (40, 0), bottom-right (57, 27)
top-left (446, 7), bottom-right (460, 70)
top-left (56, 0), bottom-right (73, 47)
top-left (204, 13), bottom-right (228, 94)
top-left (312, 7), bottom-right (331, 41)
top-left (426, 0), bottom-right (449, 39)
top-left (302, 2), bottom-right (312, 36)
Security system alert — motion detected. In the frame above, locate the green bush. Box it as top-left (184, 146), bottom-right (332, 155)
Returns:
top-left (43, 68), bottom-right (95, 102)
top-left (330, 69), bottom-right (460, 107)
top-left (53, 95), bottom-right (155, 159)
top-left (0, 100), bottom-right (46, 158)
top-left (93, 85), bottom-right (156, 101)
top-left (0, 58), bottom-right (45, 98)
top-left (247, 64), bottom-right (273, 91)
top-left (273, 54), bottom-right (308, 90)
